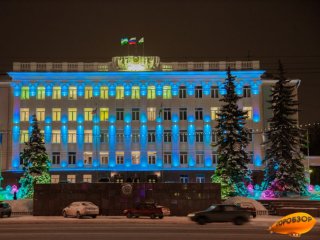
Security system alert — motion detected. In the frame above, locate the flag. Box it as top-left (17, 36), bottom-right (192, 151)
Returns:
top-left (129, 37), bottom-right (136, 45)
top-left (92, 108), bottom-right (97, 114)
top-left (121, 38), bottom-right (128, 46)
top-left (138, 37), bottom-right (144, 44)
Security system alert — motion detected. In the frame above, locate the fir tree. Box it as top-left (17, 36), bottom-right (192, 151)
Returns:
top-left (19, 115), bottom-right (51, 198)
top-left (263, 61), bottom-right (307, 195)
top-left (212, 68), bottom-right (251, 197)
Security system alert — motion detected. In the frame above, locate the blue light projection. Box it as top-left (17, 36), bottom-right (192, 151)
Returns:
top-left (203, 84), bottom-right (210, 96)
top-left (140, 112), bottom-right (147, 124)
top-left (60, 125), bottom-right (68, 168)
top-left (45, 116), bottom-right (52, 124)
top-left (187, 85), bottom-right (194, 96)
top-left (204, 124), bottom-right (212, 167)
top-left (124, 125), bottom-right (131, 167)
top-left (93, 85), bottom-right (100, 97)
top-left (61, 84), bottom-right (68, 97)
top-left (156, 85), bottom-right (162, 96)
top-left (109, 85), bottom-right (116, 97)
top-left (61, 114), bottom-right (68, 124)
top-left (124, 84), bottom-right (131, 97)
top-left (77, 125), bottom-right (84, 168)
top-left (171, 84), bottom-right (179, 96)
top-left (77, 114), bottom-right (84, 124)
top-left (108, 124), bottom-right (116, 167)
top-left (140, 124), bottom-right (148, 167)
top-left (140, 85), bottom-right (147, 96)
top-left (218, 82), bottom-right (226, 95)
top-left (254, 155), bottom-right (262, 166)
top-left (124, 113), bottom-right (131, 124)
top-left (29, 84), bottom-right (37, 97)
top-left (77, 85), bottom-right (84, 97)
top-left (92, 125), bottom-right (100, 167)
top-left (235, 81), bottom-right (243, 95)
top-left (44, 125), bottom-right (52, 143)
top-left (251, 82), bottom-right (261, 95)
top-left (253, 108), bottom-right (260, 123)
top-left (12, 125), bottom-right (20, 168)
top-left (45, 85), bottom-right (52, 97)
top-left (13, 85), bottom-right (20, 97)
top-left (172, 124), bottom-right (179, 167)
top-left (156, 123), bottom-right (163, 165)
top-left (188, 123), bottom-right (195, 167)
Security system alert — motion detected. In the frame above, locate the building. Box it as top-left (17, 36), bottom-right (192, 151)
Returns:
top-left (0, 56), bottom-right (306, 185)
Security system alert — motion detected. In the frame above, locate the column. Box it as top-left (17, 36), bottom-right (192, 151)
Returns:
top-left (108, 115), bottom-right (116, 167)
top-left (203, 118), bottom-right (212, 167)
top-left (187, 116), bottom-right (196, 167)
top-left (60, 124), bottom-right (68, 167)
top-left (156, 117), bottom-right (163, 166)
top-left (44, 116), bottom-right (52, 163)
top-left (124, 112), bottom-right (131, 167)
top-left (140, 112), bottom-right (148, 167)
top-left (11, 84), bottom-right (21, 169)
top-left (171, 114), bottom-right (179, 167)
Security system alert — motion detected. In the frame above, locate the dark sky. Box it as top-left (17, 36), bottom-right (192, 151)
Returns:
top-left (0, 0), bottom-right (319, 123)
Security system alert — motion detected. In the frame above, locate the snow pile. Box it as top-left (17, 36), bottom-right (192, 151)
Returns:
top-left (224, 196), bottom-right (268, 216)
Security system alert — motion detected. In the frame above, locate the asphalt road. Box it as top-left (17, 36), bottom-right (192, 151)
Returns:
top-left (0, 219), bottom-right (319, 240)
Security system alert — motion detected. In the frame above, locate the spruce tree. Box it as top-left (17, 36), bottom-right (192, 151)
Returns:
top-left (212, 68), bottom-right (251, 197)
top-left (19, 115), bottom-right (51, 198)
top-left (263, 61), bottom-right (307, 195)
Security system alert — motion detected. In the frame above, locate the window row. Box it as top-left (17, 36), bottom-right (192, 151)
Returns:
top-left (19, 106), bottom-right (253, 122)
top-left (20, 129), bottom-right (253, 144)
top-left (19, 85), bottom-right (252, 100)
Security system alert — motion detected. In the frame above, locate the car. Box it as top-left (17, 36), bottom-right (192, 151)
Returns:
top-left (0, 202), bottom-right (12, 218)
top-left (123, 202), bottom-right (170, 219)
top-left (188, 204), bottom-right (252, 225)
top-left (62, 201), bottom-right (99, 219)
top-left (234, 202), bottom-right (256, 218)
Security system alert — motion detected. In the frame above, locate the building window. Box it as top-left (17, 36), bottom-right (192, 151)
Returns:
top-left (212, 152), bottom-right (218, 164)
top-left (211, 107), bottom-right (219, 120)
top-left (84, 130), bottom-right (93, 143)
top-left (100, 131), bottom-right (108, 143)
top-left (21, 86), bottom-right (30, 100)
top-left (249, 151), bottom-right (254, 164)
top-left (196, 174), bottom-right (205, 183)
top-left (83, 174), bottom-right (92, 183)
top-left (163, 152), bottom-right (172, 165)
top-left (132, 86), bottom-right (140, 99)
top-left (147, 86), bottom-right (156, 99)
top-left (195, 86), bottom-right (202, 98)
top-left (100, 86), bottom-right (109, 99)
top-left (179, 86), bottom-right (186, 98)
top-left (67, 174), bottom-right (76, 183)
top-left (68, 130), bottom-right (77, 143)
top-left (116, 152), bottom-right (124, 164)
top-left (163, 86), bottom-right (172, 99)
top-left (100, 153), bottom-right (109, 165)
top-left (116, 108), bottom-right (124, 121)
top-left (52, 130), bottom-right (61, 143)
top-left (132, 130), bottom-right (140, 143)
top-left (196, 153), bottom-right (204, 165)
top-left (68, 152), bottom-right (76, 165)
top-left (196, 130), bottom-right (203, 142)
top-left (132, 151), bottom-right (140, 165)
top-left (20, 130), bottom-right (29, 143)
top-left (132, 108), bottom-right (140, 121)
top-left (84, 108), bottom-right (93, 121)
top-left (195, 108), bottom-right (203, 120)
top-left (243, 106), bottom-right (253, 120)
top-left (179, 130), bottom-right (187, 142)
top-left (51, 175), bottom-right (60, 184)
top-left (116, 86), bottom-right (124, 99)
top-left (20, 108), bottom-right (29, 122)
top-left (148, 130), bottom-right (156, 143)
top-left (84, 152), bottom-right (92, 165)
top-left (179, 108), bottom-right (187, 121)
top-left (243, 86), bottom-right (251, 98)
top-left (100, 108), bottom-right (109, 121)
top-left (37, 86), bottom-right (45, 100)
top-left (68, 108), bottom-right (77, 121)
top-left (211, 86), bottom-right (219, 98)
top-left (85, 86), bottom-right (93, 99)
top-left (148, 152), bottom-right (156, 164)
top-left (147, 107), bottom-right (156, 121)
top-left (212, 130), bottom-right (218, 143)
top-left (163, 108), bottom-right (171, 120)
top-left (116, 130), bottom-right (124, 143)
top-left (68, 86), bottom-right (77, 100)
top-left (36, 108), bottom-right (45, 121)
top-left (52, 86), bottom-right (61, 99)
top-left (164, 130), bottom-right (171, 143)
top-left (52, 152), bottom-right (60, 165)
top-left (180, 152), bottom-right (188, 165)
top-left (180, 175), bottom-right (189, 183)
top-left (52, 108), bottom-right (61, 121)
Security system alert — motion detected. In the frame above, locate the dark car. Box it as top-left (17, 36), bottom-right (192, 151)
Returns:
top-left (0, 202), bottom-right (12, 218)
top-left (123, 202), bottom-right (170, 219)
top-left (188, 204), bottom-right (252, 225)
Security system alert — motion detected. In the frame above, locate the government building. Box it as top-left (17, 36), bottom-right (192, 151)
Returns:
top-left (0, 56), bottom-right (302, 185)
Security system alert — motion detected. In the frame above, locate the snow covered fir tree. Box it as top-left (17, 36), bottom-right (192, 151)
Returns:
top-left (19, 115), bottom-right (51, 198)
top-left (212, 68), bottom-right (251, 198)
top-left (263, 61), bottom-right (307, 195)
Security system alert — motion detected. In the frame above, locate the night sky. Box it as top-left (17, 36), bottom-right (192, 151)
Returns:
top-left (0, 0), bottom-right (319, 123)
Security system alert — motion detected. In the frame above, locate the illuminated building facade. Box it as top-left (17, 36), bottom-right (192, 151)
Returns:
top-left (0, 56), bottom-right (300, 184)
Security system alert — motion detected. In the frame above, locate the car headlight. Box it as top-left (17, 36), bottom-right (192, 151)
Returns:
top-left (187, 213), bottom-right (195, 217)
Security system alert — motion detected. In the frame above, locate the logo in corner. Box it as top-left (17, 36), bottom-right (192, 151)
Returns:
top-left (269, 212), bottom-right (316, 237)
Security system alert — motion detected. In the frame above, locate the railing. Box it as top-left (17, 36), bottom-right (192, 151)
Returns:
top-left (13, 60), bottom-right (260, 72)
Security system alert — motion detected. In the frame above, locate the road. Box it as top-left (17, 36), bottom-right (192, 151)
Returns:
top-left (0, 216), bottom-right (319, 240)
